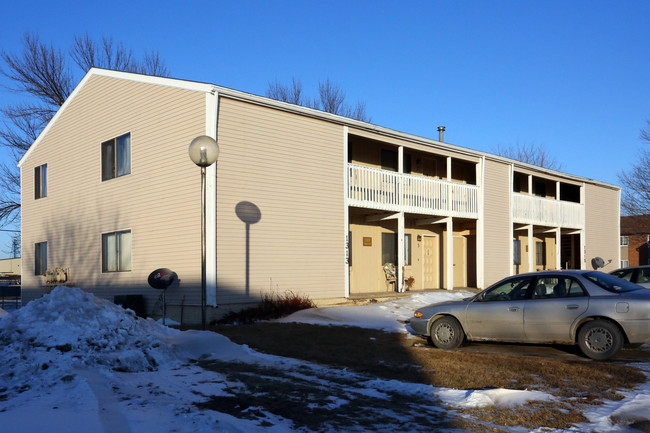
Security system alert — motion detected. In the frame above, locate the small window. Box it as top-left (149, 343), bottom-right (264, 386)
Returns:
top-left (382, 232), bottom-right (397, 265)
top-left (481, 276), bottom-right (534, 302)
top-left (404, 234), bottom-right (412, 266)
top-left (102, 133), bottom-right (131, 181)
top-left (35, 241), bottom-right (47, 275)
top-left (620, 236), bottom-right (629, 246)
top-left (535, 241), bottom-right (546, 267)
top-left (382, 233), bottom-right (411, 266)
top-left (620, 260), bottom-right (629, 268)
top-left (612, 269), bottom-right (633, 281)
top-left (35, 164), bottom-right (47, 199)
top-left (102, 230), bottom-right (132, 272)
top-left (532, 276), bottom-right (586, 299)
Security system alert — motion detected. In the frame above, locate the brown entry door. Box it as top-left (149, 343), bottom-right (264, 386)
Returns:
top-left (453, 236), bottom-right (467, 288)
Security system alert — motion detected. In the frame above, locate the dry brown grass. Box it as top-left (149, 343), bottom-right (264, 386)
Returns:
top-left (214, 291), bottom-right (315, 325)
top-left (214, 322), bottom-right (647, 430)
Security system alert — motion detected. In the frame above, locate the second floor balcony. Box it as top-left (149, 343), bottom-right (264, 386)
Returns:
top-left (347, 163), bottom-right (479, 218)
top-left (512, 192), bottom-right (584, 229)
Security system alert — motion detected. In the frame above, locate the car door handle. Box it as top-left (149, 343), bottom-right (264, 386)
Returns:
top-left (508, 306), bottom-right (520, 312)
top-left (566, 304), bottom-right (579, 310)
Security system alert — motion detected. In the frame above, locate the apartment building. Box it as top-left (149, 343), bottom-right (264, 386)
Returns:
top-left (19, 69), bottom-right (621, 321)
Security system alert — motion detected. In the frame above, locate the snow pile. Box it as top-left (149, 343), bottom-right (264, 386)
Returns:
top-left (276, 290), bottom-right (473, 333)
top-left (0, 286), bottom-right (178, 392)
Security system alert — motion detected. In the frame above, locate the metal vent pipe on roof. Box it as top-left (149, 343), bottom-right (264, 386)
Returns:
top-left (438, 126), bottom-right (446, 142)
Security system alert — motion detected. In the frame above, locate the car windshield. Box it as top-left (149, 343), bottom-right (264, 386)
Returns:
top-left (584, 271), bottom-right (642, 293)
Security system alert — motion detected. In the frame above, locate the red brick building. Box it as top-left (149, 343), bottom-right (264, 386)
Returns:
top-left (620, 215), bottom-right (650, 267)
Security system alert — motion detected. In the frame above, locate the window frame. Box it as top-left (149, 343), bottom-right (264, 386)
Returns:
top-left (102, 230), bottom-right (132, 273)
top-left (34, 164), bottom-right (47, 199)
top-left (35, 241), bottom-right (47, 275)
top-left (535, 241), bottom-right (546, 267)
top-left (101, 133), bottom-right (131, 181)
top-left (620, 236), bottom-right (629, 246)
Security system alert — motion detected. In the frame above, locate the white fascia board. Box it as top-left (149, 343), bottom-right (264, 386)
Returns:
top-left (18, 68), bottom-right (215, 168)
top-left (206, 91), bottom-right (218, 307)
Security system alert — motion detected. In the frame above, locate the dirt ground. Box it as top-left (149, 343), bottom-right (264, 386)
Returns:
top-left (211, 322), bottom-right (649, 432)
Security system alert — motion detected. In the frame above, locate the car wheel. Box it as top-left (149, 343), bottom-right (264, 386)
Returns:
top-left (577, 320), bottom-right (623, 360)
top-left (429, 316), bottom-right (464, 350)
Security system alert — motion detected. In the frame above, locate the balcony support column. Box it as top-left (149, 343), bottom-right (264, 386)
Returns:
top-left (397, 211), bottom-right (405, 292)
top-left (446, 218), bottom-right (454, 290)
top-left (527, 225), bottom-right (535, 272)
top-left (555, 227), bottom-right (561, 270)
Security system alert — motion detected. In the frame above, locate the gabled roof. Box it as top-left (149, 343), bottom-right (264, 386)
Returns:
top-left (621, 215), bottom-right (650, 235)
top-left (18, 68), bottom-right (216, 168)
top-left (17, 68), bottom-right (620, 191)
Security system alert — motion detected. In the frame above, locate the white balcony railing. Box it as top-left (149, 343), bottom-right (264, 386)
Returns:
top-left (512, 193), bottom-right (584, 229)
top-left (347, 163), bottom-right (479, 218)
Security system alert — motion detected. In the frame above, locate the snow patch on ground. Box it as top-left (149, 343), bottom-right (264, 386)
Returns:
top-left (0, 286), bottom-right (649, 432)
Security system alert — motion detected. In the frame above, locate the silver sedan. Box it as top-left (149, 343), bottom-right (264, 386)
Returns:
top-left (411, 270), bottom-right (650, 360)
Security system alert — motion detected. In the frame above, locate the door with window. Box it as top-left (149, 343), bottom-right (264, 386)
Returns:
top-left (422, 235), bottom-right (438, 289)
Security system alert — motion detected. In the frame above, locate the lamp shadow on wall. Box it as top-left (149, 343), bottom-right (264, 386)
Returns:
top-left (235, 201), bottom-right (262, 296)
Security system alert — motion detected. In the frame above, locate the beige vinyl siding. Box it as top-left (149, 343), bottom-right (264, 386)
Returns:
top-left (483, 159), bottom-right (512, 286)
top-left (584, 183), bottom-right (620, 271)
top-left (216, 97), bottom-right (345, 303)
top-left (21, 75), bottom-right (207, 309)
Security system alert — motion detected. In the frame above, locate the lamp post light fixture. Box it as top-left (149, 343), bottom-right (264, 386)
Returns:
top-left (188, 135), bottom-right (219, 330)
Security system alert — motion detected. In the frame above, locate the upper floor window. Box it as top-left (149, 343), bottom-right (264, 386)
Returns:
top-left (35, 241), bottom-right (47, 275)
top-left (35, 164), bottom-right (47, 199)
top-left (102, 230), bottom-right (132, 272)
top-left (102, 133), bottom-right (131, 181)
top-left (620, 236), bottom-right (629, 246)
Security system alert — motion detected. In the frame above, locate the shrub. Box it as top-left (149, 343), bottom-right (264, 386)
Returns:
top-left (215, 291), bottom-right (316, 325)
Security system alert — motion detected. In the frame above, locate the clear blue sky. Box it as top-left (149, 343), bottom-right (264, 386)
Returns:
top-left (1, 0), bottom-right (649, 256)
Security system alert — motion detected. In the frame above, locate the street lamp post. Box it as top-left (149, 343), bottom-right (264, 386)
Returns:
top-left (188, 135), bottom-right (219, 330)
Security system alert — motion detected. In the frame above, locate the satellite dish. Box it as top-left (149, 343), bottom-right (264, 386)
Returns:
top-left (591, 257), bottom-right (605, 270)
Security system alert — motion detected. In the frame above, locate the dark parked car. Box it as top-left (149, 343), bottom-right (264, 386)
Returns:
top-left (411, 270), bottom-right (650, 360)
top-left (610, 265), bottom-right (650, 289)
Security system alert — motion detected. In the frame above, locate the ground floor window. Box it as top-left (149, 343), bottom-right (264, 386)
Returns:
top-left (35, 241), bottom-right (47, 275)
top-left (535, 241), bottom-right (546, 267)
top-left (102, 230), bottom-right (132, 272)
top-left (381, 233), bottom-right (412, 266)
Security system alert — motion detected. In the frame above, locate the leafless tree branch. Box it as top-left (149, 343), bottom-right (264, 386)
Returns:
top-left (493, 142), bottom-right (564, 171)
top-left (0, 32), bottom-right (169, 226)
top-left (266, 77), bottom-right (371, 122)
top-left (619, 122), bottom-right (650, 215)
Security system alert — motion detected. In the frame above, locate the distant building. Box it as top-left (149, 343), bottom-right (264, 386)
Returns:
top-left (0, 257), bottom-right (20, 282)
top-left (620, 215), bottom-right (650, 267)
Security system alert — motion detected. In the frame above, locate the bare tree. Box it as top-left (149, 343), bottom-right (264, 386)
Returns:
top-left (493, 142), bottom-right (564, 171)
top-left (619, 120), bottom-right (650, 215)
top-left (0, 32), bottom-right (169, 226)
top-left (266, 77), bottom-right (371, 122)
top-left (266, 77), bottom-right (305, 105)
